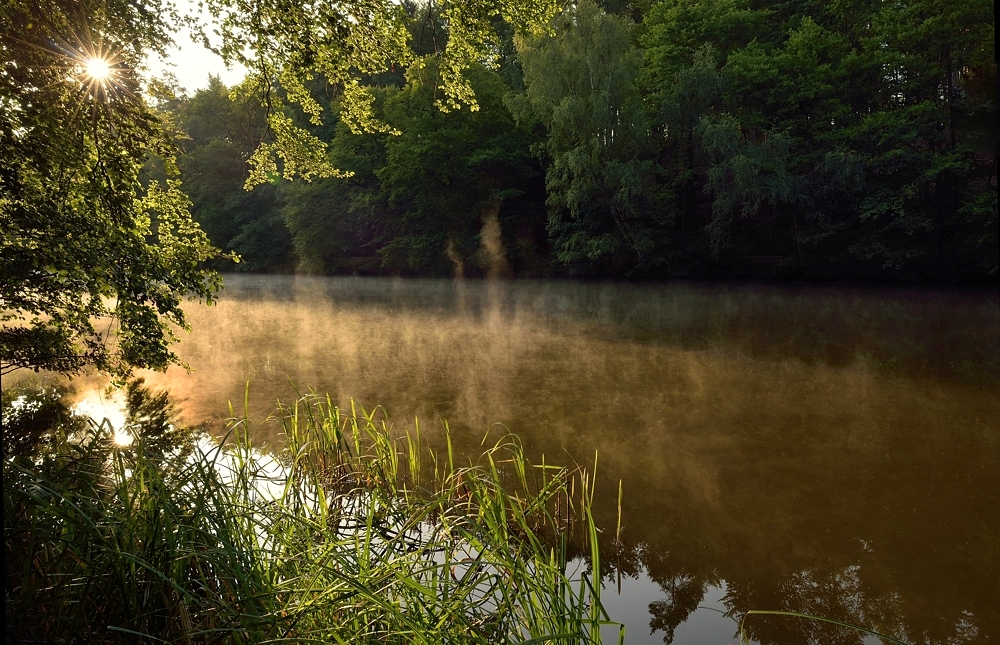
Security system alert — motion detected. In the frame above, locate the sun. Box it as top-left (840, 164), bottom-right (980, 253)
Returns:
top-left (85, 57), bottom-right (113, 82)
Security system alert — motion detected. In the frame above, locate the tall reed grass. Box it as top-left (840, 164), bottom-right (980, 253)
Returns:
top-left (4, 385), bottom-right (622, 644)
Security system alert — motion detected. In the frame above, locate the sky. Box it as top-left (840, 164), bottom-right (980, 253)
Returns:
top-left (144, 0), bottom-right (247, 95)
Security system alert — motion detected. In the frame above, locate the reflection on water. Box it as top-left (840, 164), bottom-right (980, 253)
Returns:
top-left (54, 277), bottom-right (1000, 643)
top-left (71, 390), bottom-right (131, 445)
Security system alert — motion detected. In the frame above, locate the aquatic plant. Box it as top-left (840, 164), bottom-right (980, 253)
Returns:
top-left (737, 610), bottom-right (910, 645)
top-left (3, 387), bottom-right (621, 643)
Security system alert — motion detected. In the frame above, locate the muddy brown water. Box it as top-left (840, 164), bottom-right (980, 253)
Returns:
top-left (56, 276), bottom-right (1000, 644)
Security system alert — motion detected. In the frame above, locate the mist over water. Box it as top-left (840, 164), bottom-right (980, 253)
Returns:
top-left (52, 277), bottom-right (1000, 643)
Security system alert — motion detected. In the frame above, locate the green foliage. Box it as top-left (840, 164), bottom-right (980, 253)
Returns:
top-left (374, 58), bottom-right (544, 274)
top-left (120, 378), bottom-right (196, 459)
top-left (281, 172), bottom-right (379, 274)
top-left (4, 386), bottom-right (621, 643)
top-left (169, 77), bottom-right (295, 272)
top-left (1, 380), bottom-right (86, 459)
top-left (514, 0), bottom-right (669, 275)
top-left (1, 1), bottom-right (226, 380)
top-left (138, 0), bottom-right (997, 283)
top-left (641, 0), bottom-right (766, 92)
top-left (641, 0), bottom-right (997, 278)
top-left (276, 58), bottom-right (547, 277)
top-left (196, 0), bottom-right (561, 185)
top-left (23, 0), bottom-right (985, 286)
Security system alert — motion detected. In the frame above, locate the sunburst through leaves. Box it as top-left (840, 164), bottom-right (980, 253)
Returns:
top-left (83, 56), bottom-right (113, 82)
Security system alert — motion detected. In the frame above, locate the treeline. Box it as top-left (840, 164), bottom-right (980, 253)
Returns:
top-left (155, 0), bottom-right (997, 281)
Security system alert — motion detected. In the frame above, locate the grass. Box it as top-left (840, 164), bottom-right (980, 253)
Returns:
top-left (737, 610), bottom-right (910, 645)
top-left (3, 383), bottom-right (623, 644)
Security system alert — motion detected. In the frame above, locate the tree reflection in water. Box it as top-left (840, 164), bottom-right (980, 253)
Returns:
top-left (595, 404), bottom-right (996, 645)
top-left (647, 572), bottom-right (707, 644)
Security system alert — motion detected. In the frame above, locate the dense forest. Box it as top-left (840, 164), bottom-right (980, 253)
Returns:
top-left (154, 0), bottom-right (997, 282)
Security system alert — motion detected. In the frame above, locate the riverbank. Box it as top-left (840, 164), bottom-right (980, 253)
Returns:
top-left (3, 381), bottom-right (618, 644)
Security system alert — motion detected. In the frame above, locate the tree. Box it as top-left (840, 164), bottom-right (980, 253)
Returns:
top-left (849, 0), bottom-right (997, 278)
top-left (278, 58), bottom-right (546, 277)
top-left (197, 0), bottom-right (562, 188)
top-left (175, 77), bottom-right (292, 272)
top-left (641, 0), bottom-right (997, 278)
top-left (514, 0), bottom-right (668, 275)
top-left (374, 57), bottom-right (544, 275)
top-left (1, 1), bottom-right (224, 380)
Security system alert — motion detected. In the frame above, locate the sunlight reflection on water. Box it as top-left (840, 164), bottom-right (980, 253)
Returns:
top-left (71, 390), bottom-right (131, 445)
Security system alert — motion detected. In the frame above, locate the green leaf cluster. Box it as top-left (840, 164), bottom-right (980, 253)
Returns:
top-left (1, 1), bottom-right (228, 380)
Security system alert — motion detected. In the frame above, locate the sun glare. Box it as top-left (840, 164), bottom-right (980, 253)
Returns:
top-left (72, 392), bottom-right (131, 446)
top-left (113, 430), bottom-right (135, 447)
top-left (85, 57), bottom-right (112, 82)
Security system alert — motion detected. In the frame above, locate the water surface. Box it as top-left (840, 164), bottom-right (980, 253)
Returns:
top-left (84, 277), bottom-right (1000, 643)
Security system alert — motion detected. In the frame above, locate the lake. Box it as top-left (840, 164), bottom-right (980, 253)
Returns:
top-left (76, 276), bottom-right (1000, 644)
